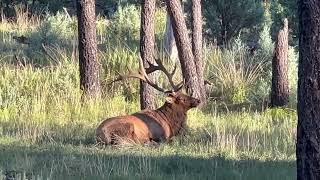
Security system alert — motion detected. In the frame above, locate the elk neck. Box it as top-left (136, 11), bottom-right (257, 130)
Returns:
top-left (155, 102), bottom-right (187, 134)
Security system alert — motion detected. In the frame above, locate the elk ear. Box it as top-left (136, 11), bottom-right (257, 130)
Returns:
top-left (165, 96), bottom-right (175, 104)
top-left (165, 92), bottom-right (176, 104)
top-left (165, 91), bottom-right (176, 97)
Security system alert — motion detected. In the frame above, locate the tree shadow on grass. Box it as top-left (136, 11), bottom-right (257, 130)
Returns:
top-left (0, 142), bottom-right (295, 180)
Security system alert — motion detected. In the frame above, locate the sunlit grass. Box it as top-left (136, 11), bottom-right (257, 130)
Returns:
top-left (0, 59), bottom-right (296, 160)
top-left (0, 57), bottom-right (297, 179)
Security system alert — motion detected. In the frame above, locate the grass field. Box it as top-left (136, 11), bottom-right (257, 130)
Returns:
top-left (0, 64), bottom-right (297, 179)
top-left (0, 107), bottom-right (296, 180)
top-left (0, 62), bottom-right (297, 180)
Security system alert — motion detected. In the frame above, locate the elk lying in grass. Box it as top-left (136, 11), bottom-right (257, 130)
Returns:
top-left (96, 57), bottom-right (201, 145)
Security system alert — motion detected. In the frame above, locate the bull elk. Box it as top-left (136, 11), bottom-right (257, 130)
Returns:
top-left (96, 57), bottom-right (201, 145)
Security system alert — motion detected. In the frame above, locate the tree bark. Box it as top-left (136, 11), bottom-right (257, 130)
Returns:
top-left (191, 0), bottom-right (206, 103)
top-left (164, 13), bottom-right (178, 62)
top-left (165, 0), bottom-right (202, 100)
top-left (297, 1), bottom-right (320, 179)
top-left (140, 0), bottom-right (156, 109)
top-left (270, 18), bottom-right (289, 107)
top-left (76, 0), bottom-right (100, 98)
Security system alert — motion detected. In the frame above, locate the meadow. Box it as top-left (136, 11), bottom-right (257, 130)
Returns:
top-left (0, 5), bottom-right (297, 179)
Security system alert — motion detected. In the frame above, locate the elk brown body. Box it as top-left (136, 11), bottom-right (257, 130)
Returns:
top-left (96, 92), bottom-right (200, 145)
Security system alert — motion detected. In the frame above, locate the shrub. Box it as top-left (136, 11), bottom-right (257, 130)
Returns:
top-left (107, 4), bottom-right (141, 45)
top-left (207, 38), bottom-right (267, 104)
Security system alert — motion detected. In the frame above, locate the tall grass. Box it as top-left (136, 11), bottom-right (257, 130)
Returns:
top-left (206, 39), bottom-right (268, 104)
top-left (0, 55), bottom-right (297, 159)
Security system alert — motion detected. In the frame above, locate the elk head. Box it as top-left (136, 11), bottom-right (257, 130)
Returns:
top-left (165, 91), bottom-right (201, 110)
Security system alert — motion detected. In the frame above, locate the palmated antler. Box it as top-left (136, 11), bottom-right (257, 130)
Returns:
top-left (109, 56), bottom-right (183, 93)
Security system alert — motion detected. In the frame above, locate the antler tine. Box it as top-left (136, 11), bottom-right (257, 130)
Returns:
top-left (145, 60), bottom-right (158, 74)
top-left (173, 81), bottom-right (184, 92)
top-left (143, 57), bottom-right (185, 92)
top-left (152, 57), bottom-right (181, 91)
top-left (107, 69), bottom-right (145, 86)
top-left (108, 57), bottom-right (168, 93)
top-left (170, 63), bottom-right (178, 77)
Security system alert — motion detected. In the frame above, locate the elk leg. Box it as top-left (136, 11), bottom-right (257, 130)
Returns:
top-left (110, 123), bottom-right (136, 145)
top-left (144, 139), bottom-right (160, 147)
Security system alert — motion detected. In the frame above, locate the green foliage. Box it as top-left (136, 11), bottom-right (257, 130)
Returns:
top-left (207, 38), bottom-right (268, 104)
top-left (0, 0), bottom-right (71, 17)
top-left (106, 4), bottom-right (166, 47)
top-left (28, 11), bottom-right (76, 50)
top-left (202, 0), bottom-right (264, 44)
top-left (108, 4), bottom-right (141, 44)
top-left (259, 6), bottom-right (274, 56)
top-left (0, 57), bottom-right (297, 178)
top-left (0, 54), bottom-right (297, 163)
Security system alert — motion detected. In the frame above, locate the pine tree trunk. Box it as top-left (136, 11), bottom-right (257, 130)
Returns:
top-left (76, 0), bottom-right (100, 98)
top-left (191, 0), bottom-right (206, 103)
top-left (165, 0), bottom-right (201, 100)
top-left (164, 13), bottom-right (178, 62)
top-left (297, 1), bottom-right (320, 179)
top-left (270, 18), bottom-right (289, 107)
top-left (140, 0), bottom-right (156, 109)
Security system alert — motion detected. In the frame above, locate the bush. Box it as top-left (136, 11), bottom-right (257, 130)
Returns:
top-left (259, 7), bottom-right (274, 57)
top-left (207, 38), bottom-right (267, 104)
top-left (105, 4), bottom-right (166, 48)
top-left (107, 4), bottom-right (141, 45)
top-left (25, 11), bottom-right (76, 64)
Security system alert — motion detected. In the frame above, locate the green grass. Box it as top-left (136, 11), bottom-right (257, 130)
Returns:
top-left (0, 62), bottom-right (296, 179)
top-left (0, 63), bottom-right (297, 178)
top-left (0, 138), bottom-right (295, 180)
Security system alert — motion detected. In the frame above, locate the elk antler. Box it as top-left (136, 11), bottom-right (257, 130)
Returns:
top-left (145, 57), bottom-right (184, 91)
top-left (109, 56), bottom-right (183, 93)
